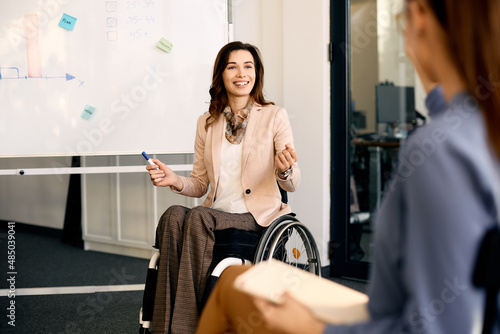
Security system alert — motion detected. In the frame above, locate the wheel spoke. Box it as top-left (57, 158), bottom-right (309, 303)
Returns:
top-left (254, 219), bottom-right (321, 276)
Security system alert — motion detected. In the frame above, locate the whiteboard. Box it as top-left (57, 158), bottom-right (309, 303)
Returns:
top-left (0, 0), bottom-right (227, 157)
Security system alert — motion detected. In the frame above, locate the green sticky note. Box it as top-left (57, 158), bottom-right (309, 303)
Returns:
top-left (156, 38), bottom-right (173, 53)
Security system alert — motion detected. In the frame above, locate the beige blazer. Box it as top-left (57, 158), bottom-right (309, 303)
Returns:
top-left (175, 104), bottom-right (301, 227)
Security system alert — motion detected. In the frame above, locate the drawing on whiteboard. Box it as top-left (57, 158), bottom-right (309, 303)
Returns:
top-left (0, 67), bottom-right (76, 81)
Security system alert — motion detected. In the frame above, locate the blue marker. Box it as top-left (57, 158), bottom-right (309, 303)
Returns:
top-left (142, 151), bottom-right (158, 169)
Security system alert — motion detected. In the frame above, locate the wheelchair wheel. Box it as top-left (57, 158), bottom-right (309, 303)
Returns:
top-left (254, 215), bottom-right (321, 276)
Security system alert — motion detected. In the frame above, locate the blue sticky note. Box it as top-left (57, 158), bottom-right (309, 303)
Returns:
top-left (84, 104), bottom-right (95, 113)
top-left (81, 105), bottom-right (95, 120)
top-left (81, 111), bottom-right (92, 120)
top-left (58, 13), bottom-right (77, 31)
top-left (156, 38), bottom-right (173, 53)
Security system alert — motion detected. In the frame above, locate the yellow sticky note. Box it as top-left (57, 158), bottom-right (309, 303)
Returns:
top-left (156, 38), bottom-right (173, 53)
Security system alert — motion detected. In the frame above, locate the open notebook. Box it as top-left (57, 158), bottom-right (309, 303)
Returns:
top-left (233, 259), bottom-right (370, 325)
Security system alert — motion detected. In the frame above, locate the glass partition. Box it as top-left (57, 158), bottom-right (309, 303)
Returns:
top-left (330, 0), bottom-right (427, 278)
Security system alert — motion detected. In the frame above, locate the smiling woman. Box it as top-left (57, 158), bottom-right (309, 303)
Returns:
top-left (143, 41), bottom-right (302, 333)
top-left (205, 42), bottom-right (274, 129)
top-left (222, 50), bottom-right (255, 99)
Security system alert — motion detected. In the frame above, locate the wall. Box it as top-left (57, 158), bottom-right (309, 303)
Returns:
top-left (81, 154), bottom-right (196, 258)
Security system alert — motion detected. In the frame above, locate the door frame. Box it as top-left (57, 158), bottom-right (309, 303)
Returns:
top-left (329, 0), bottom-right (370, 279)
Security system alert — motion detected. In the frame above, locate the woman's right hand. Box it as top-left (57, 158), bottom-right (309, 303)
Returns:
top-left (146, 159), bottom-right (184, 191)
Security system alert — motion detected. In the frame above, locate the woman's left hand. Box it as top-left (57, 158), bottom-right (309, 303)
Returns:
top-left (252, 292), bottom-right (326, 334)
top-left (276, 143), bottom-right (298, 174)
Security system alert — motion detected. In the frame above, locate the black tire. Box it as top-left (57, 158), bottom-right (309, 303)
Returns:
top-left (254, 215), bottom-right (321, 276)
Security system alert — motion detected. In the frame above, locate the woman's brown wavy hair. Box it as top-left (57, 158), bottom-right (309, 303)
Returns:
top-left (205, 41), bottom-right (274, 129)
top-left (424, 0), bottom-right (500, 158)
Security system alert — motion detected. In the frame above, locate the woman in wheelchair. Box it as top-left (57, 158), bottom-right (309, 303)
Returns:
top-left (145, 41), bottom-right (301, 333)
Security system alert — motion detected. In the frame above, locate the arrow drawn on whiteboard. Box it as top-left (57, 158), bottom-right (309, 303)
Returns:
top-left (0, 67), bottom-right (77, 81)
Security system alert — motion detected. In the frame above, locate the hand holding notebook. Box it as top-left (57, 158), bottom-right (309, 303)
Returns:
top-left (233, 259), bottom-right (370, 325)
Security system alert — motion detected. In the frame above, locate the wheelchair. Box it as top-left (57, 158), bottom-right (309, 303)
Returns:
top-left (139, 210), bottom-right (321, 333)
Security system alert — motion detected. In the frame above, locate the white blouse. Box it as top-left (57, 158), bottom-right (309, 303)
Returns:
top-left (212, 120), bottom-right (249, 213)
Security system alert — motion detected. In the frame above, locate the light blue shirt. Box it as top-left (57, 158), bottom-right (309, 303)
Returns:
top-left (325, 87), bottom-right (500, 333)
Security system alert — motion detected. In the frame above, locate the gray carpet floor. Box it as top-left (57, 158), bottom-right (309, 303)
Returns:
top-left (0, 222), bottom-right (367, 333)
top-left (0, 224), bottom-right (149, 333)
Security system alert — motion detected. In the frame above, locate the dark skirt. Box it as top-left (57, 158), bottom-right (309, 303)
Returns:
top-left (151, 205), bottom-right (262, 334)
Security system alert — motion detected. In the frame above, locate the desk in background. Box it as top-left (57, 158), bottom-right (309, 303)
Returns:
top-left (352, 138), bottom-right (401, 213)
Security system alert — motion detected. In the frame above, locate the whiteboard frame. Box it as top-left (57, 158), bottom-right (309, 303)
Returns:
top-left (0, 163), bottom-right (192, 176)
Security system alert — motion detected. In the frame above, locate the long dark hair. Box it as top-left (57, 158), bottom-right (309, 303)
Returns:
top-left (205, 41), bottom-right (274, 129)
top-left (425, 0), bottom-right (500, 158)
